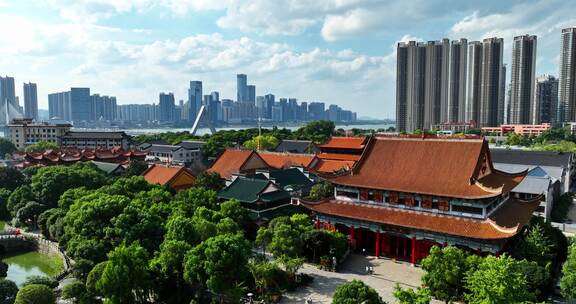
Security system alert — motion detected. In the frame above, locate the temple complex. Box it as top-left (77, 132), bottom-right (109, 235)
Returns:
top-left (297, 135), bottom-right (541, 265)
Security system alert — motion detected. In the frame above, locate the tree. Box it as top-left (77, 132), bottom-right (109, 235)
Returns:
top-left (515, 259), bottom-right (551, 300)
top-left (194, 172), bottom-right (225, 192)
top-left (21, 276), bottom-right (58, 289)
top-left (217, 199), bottom-right (248, 226)
top-left (150, 240), bottom-right (192, 304)
top-left (24, 141), bottom-right (59, 152)
top-left (421, 246), bottom-right (471, 302)
top-left (173, 187), bottom-right (219, 216)
top-left (465, 255), bottom-right (535, 304)
top-left (332, 279), bottom-right (384, 304)
top-left (31, 163), bottom-right (110, 207)
top-left (513, 220), bottom-right (555, 267)
top-left (7, 186), bottom-right (35, 218)
top-left (0, 139), bottom-right (16, 158)
top-left (307, 182), bottom-right (333, 201)
top-left (561, 244), bottom-right (576, 299)
top-left (14, 284), bottom-right (55, 304)
top-left (243, 135), bottom-right (280, 150)
top-left (95, 243), bottom-right (152, 304)
top-left (123, 159), bottom-right (149, 177)
top-left (0, 168), bottom-right (25, 191)
top-left (62, 281), bottom-right (96, 304)
top-left (16, 202), bottom-right (47, 229)
top-left (294, 120), bottom-right (335, 143)
top-left (393, 284), bottom-right (431, 304)
top-left (0, 279), bottom-right (18, 304)
top-left (184, 233), bottom-right (251, 302)
top-left (71, 259), bottom-right (95, 282)
top-left (0, 189), bottom-right (11, 220)
top-left (248, 260), bottom-right (280, 298)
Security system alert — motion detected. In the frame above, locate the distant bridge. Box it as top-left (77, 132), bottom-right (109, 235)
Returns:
top-left (190, 105), bottom-right (216, 136)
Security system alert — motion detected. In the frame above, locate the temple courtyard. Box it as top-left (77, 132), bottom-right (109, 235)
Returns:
top-left (281, 254), bottom-right (442, 304)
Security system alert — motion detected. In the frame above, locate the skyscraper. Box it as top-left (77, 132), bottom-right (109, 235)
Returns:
top-left (447, 38), bottom-right (467, 122)
top-left (559, 27), bottom-right (576, 122)
top-left (534, 75), bottom-right (559, 124)
top-left (159, 93), bottom-right (175, 122)
top-left (0, 76), bottom-right (16, 124)
top-left (264, 94), bottom-right (275, 119)
top-left (23, 82), bottom-right (38, 121)
top-left (509, 35), bottom-right (537, 124)
top-left (188, 81), bottom-right (202, 122)
top-left (237, 74), bottom-right (247, 102)
top-left (498, 64), bottom-right (507, 125)
top-left (479, 38), bottom-right (504, 127)
top-left (70, 88), bottom-right (91, 122)
top-left (247, 85), bottom-right (256, 103)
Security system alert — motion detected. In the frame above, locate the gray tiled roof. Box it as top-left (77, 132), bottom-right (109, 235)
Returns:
top-left (145, 144), bottom-right (183, 153)
top-left (273, 140), bottom-right (317, 154)
top-left (490, 149), bottom-right (573, 168)
top-left (176, 140), bottom-right (206, 150)
top-left (62, 131), bottom-right (129, 140)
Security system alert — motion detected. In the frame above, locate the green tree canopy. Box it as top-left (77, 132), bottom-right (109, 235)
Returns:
top-left (123, 159), bottom-right (149, 177)
top-left (193, 171), bottom-right (225, 192)
top-left (95, 243), bottom-right (151, 304)
top-left (421, 246), bottom-right (475, 302)
top-left (561, 243), bottom-right (576, 299)
top-left (0, 167), bottom-right (25, 191)
top-left (0, 138), bottom-right (16, 158)
top-left (243, 134), bottom-right (279, 150)
top-left (465, 255), bottom-right (535, 304)
top-left (307, 182), bottom-right (334, 201)
top-left (332, 279), bottom-right (384, 304)
top-left (24, 141), bottom-right (59, 152)
top-left (293, 120), bottom-right (336, 143)
top-left (393, 284), bottom-right (430, 304)
top-left (0, 279), bottom-right (18, 304)
top-left (14, 284), bottom-right (55, 304)
top-left (184, 233), bottom-right (251, 301)
top-left (0, 189), bottom-right (12, 220)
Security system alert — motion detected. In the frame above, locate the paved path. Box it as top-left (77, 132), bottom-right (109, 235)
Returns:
top-left (281, 254), bottom-right (442, 304)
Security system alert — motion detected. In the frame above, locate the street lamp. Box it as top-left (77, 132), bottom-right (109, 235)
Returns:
top-left (246, 292), bottom-right (254, 304)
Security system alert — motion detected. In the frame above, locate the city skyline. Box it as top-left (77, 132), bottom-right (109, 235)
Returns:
top-left (1, 1), bottom-right (575, 118)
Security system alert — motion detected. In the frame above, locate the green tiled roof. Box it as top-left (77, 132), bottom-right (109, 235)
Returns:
top-left (269, 168), bottom-right (314, 189)
top-left (91, 161), bottom-right (125, 174)
top-left (219, 178), bottom-right (270, 203)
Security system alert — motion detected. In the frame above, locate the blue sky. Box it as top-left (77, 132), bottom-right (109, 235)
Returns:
top-left (0, 0), bottom-right (575, 118)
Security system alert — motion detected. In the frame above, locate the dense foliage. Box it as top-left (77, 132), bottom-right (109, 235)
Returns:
top-left (0, 279), bottom-right (18, 304)
top-left (23, 141), bottom-right (59, 152)
top-left (307, 181), bottom-right (334, 201)
top-left (14, 284), bottom-right (55, 304)
top-left (332, 279), bottom-right (384, 304)
top-left (393, 284), bottom-right (431, 304)
top-left (561, 243), bottom-right (576, 299)
top-left (243, 135), bottom-right (280, 150)
top-left (0, 138), bottom-right (16, 158)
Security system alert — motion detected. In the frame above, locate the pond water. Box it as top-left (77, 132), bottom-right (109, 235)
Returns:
top-left (2, 251), bottom-right (64, 286)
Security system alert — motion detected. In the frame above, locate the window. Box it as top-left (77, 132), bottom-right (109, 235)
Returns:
top-left (452, 205), bottom-right (483, 215)
top-left (336, 190), bottom-right (358, 199)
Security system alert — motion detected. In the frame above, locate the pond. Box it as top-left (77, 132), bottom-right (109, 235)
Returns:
top-left (2, 251), bottom-right (64, 286)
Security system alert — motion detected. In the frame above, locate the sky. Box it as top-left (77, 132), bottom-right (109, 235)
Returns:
top-left (0, 0), bottom-right (575, 119)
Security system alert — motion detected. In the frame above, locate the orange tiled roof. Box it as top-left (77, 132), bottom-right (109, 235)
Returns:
top-left (332, 136), bottom-right (525, 199)
top-left (318, 153), bottom-right (362, 161)
top-left (208, 149), bottom-right (256, 179)
top-left (259, 152), bottom-right (316, 169)
top-left (312, 159), bottom-right (355, 174)
top-left (143, 164), bottom-right (190, 186)
top-left (317, 136), bottom-right (367, 149)
top-left (300, 197), bottom-right (540, 240)
top-left (18, 148), bottom-right (146, 166)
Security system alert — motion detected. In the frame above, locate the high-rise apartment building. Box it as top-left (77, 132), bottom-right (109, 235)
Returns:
top-left (534, 75), bottom-right (559, 124)
top-left (448, 39), bottom-right (468, 122)
top-left (23, 82), bottom-right (38, 121)
top-left (91, 94), bottom-right (117, 121)
top-left (559, 27), bottom-right (576, 122)
top-left (188, 81), bottom-right (202, 122)
top-left (70, 88), bottom-right (91, 122)
top-left (509, 35), bottom-right (537, 124)
top-left (396, 41), bottom-right (425, 132)
top-left (308, 102), bottom-right (325, 121)
top-left (423, 41), bottom-right (444, 128)
top-left (479, 38), bottom-right (504, 127)
top-left (466, 41), bottom-right (483, 123)
top-left (237, 74), bottom-right (248, 102)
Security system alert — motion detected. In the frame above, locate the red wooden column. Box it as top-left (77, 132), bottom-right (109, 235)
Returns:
top-left (349, 225), bottom-right (355, 249)
top-left (411, 237), bottom-right (416, 265)
top-left (314, 218), bottom-right (320, 229)
top-left (375, 230), bottom-right (380, 258)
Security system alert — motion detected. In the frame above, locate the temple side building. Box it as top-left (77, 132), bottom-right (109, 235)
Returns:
top-left (297, 135), bottom-right (540, 265)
